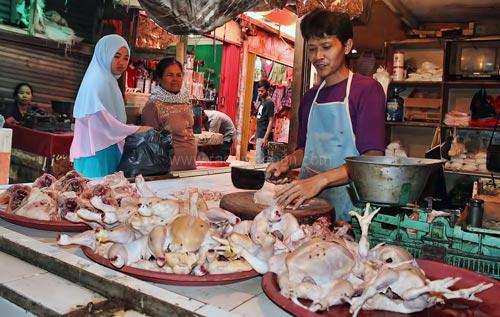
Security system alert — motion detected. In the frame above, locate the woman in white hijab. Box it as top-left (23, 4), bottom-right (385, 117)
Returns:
top-left (70, 34), bottom-right (150, 177)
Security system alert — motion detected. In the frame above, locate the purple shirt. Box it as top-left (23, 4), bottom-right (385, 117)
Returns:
top-left (297, 73), bottom-right (385, 154)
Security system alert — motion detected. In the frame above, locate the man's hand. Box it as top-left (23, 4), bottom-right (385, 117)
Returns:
top-left (275, 174), bottom-right (328, 209)
top-left (262, 136), bottom-right (269, 149)
top-left (266, 158), bottom-right (290, 183)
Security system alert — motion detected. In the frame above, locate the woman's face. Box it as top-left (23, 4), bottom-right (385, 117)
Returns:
top-left (160, 63), bottom-right (184, 93)
top-left (16, 85), bottom-right (33, 106)
top-left (111, 46), bottom-right (129, 76)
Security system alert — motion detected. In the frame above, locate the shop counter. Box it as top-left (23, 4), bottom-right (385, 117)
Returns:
top-left (5, 123), bottom-right (73, 182)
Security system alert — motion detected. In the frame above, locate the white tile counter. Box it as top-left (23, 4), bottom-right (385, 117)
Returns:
top-left (0, 171), bottom-right (292, 317)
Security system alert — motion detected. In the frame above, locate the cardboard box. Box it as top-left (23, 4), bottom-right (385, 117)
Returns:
top-left (475, 194), bottom-right (500, 222)
top-left (404, 89), bottom-right (442, 122)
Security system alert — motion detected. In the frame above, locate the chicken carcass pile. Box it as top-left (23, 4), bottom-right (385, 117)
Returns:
top-left (0, 171), bottom-right (116, 221)
top-left (56, 173), bottom-right (261, 275)
top-left (255, 204), bottom-right (493, 316)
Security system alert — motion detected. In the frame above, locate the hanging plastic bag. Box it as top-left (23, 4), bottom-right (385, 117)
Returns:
top-left (470, 88), bottom-right (496, 120)
top-left (117, 128), bottom-right (174, 178)
top-left (138, 0), bottom-right (259, 34)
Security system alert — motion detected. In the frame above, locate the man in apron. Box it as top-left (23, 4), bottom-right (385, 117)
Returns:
top-left (267, 9), bottom-right (386, 221)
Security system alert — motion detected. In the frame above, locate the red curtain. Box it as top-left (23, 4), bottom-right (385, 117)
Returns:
top-left (219, 44), bottom-right (241, 123)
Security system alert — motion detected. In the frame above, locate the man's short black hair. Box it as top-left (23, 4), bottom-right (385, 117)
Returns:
top-left (257, 79), bottom-right (271, 91)
top-left (300, 8), bottom-right (353, 45)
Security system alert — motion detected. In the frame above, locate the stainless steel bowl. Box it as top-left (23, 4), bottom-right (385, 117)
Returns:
top-left (345, 156), bottom-right (445, 206)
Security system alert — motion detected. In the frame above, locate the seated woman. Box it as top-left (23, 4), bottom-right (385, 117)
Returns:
top-left (0, 83), bottom-right (41, 125)
top-left (70, 34), bottom-right (151, 178)
top-left (142, 57), bottom-right (197, 171)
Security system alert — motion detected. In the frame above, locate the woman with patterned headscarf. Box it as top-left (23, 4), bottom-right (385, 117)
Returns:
top-left (142, 57), bottom-right (197, 171)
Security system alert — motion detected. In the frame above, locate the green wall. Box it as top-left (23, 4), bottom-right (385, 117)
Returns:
top-left (187, 44), bottom-right (223, 90)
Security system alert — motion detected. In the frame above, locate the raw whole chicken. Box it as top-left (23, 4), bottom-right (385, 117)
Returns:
top-left (270, 203), bottom-right (494, 315)
top-left (253, 182), bottom-right (280, 206)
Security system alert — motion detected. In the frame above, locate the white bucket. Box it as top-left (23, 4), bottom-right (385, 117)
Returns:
top-left (0, 128), bottom-right (12, 184)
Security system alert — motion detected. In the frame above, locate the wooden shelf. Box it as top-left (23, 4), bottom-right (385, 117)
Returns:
top-left (441, 125), bottom-right (496, 131)
top-left (386, 39), bottom-right (443, 50)
top-left (444, 169), bottom-right (499, 178)
top-left (390, 81), bottom-right (442, 87)
top-left (385, 121), bottom-right (440, 128)
top-left (444, 80), bottom-right (500, 88)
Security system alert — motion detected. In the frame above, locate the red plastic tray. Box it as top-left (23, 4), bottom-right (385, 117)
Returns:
top-left (262, 259), bottom-right (500, 317)
top-left (195, 161), bottom-right (230, 167)
top-left (82, 246), bottom-right (259, 286)
top-left (0, 209), bottom-right (90, 232)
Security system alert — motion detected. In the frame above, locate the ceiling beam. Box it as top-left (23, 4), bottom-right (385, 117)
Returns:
top-left (382, 0), bottom-right (419, 29)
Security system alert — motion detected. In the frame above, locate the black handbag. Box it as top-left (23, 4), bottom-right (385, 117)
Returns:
top-left (486, 111), bottom-right (500, 172)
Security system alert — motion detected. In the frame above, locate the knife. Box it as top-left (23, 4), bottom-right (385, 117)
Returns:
top-left (231, 166), bottom-right (299, 190)
top-left (231, 166), bottom-right (266, 190)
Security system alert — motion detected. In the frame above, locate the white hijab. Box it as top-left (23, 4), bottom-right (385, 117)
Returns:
top-left (73, 34), bottom-right (129, 123)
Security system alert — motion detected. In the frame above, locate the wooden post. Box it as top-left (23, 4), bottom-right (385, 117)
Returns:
top-left (176, 35), bottom-right (188, 65)
top-left (288, 18), bottom-right (307, 152)
top-left (28, 0), bottom-right (37, 35)
top-left (236, 43), bottom-right (255, 161)
top-left (9, 0), bottom-right (17, 24)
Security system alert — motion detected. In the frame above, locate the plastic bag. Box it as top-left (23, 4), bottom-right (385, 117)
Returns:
top-left (117, 129), bottom-right (174, 178)
top-left (138, 0), bottom-right (259, 34)
top-left (470, 88), bottom-right (496, 120)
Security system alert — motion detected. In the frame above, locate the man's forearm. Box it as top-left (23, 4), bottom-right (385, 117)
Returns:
top-left (283, 148), bottom-right (304, 169)
top-left (314, 164), bottom-right (350, 189)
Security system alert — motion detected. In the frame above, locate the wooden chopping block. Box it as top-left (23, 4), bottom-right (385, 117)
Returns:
top-left (220, 191), bottom-right (333, 224)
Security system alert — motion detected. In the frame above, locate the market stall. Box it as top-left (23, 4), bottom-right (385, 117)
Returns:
top-left (5, 122), bottom-right (73, 182)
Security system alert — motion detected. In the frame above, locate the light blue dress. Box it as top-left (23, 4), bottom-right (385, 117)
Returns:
top-left (73, 144), bottom-right (121, 178)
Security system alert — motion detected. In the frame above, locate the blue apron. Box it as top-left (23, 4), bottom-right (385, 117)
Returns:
top-left (299, 71), bottom-right (359, 221)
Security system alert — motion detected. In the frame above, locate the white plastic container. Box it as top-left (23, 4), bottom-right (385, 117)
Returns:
top-left (393, 51), bottom-right (404, 67)
top-left (393, 51), bottom-right (405, 80)
top-left (0, 128), bottom-right (12, 184)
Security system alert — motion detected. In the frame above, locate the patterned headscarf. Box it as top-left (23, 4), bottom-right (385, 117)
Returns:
top-left (149, 84), bottom-right (190, 104)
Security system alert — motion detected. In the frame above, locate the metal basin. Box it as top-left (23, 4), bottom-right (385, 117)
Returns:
top-left (345, 156), bottom-right (445, 206)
